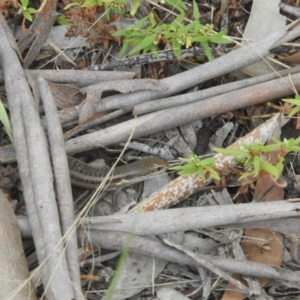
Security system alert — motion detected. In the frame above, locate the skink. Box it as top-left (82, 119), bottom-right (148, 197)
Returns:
top-left (68, 156), bottom-right (169, 190)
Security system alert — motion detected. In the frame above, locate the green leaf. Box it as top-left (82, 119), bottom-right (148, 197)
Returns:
top-left (171, 154), bottom-right (217, 181)
top-left (82, 0), bottom-right (97, 7)
top-left (148, 45), bottom-right (159, 58)
top-left (165, 0), bottom-right (187, 12)
top-left (193, 0), bottom-right (200, 19)
top-left (197, 167), bottom-right (206, 181)
top-left (282, 94), bottom-right (300, 113)
top-left (168, 25), bottom-right (177, 32)
top-left (200, 157), bottom-right (216, 166)
top-left (288, 145), bottom-right (300, 152)
top-left (191, 154), bottom-right (202, 165)
top-left (134, 16), bottom-right (149, 29)
top-left (27, 7), bottom-right (37, 13)
top-left (178, 157), bottom-right (194, 163)
top-left (171, 13), bottom-right (185, 28)
top-left (260, 162), bottom-right (280, 179)
top-left (21, 0), bottom-right (29, 8)
top-left (23, 10), bottom-right (32, 21)
top-left (118, 39), bottom-right (130, 57)
top-left (181, 162), bottom-right (198, 171)
top-left (55, 15), bottom-right (73, 25)
top-left (282, 94), bottom-right (300, 105)
top-left (64, 2), bottom-right (80, 9)
top-left (208, 30), bottom-right (231, 43)
top-left (283, 99), bottom-right (300, 105)
top-left (243, 156), bottom-right (253, 169)
top-left (155, 23), bottom-right (169, 32)
top-left (104, 7), bottom-right (110, 19)
top-left (253, 155), bottom-right (260, 177)
top-left (239, 171), bottom-right (253, 181)
top-left (163, 32), bottom-right (178, 39)
top-left (173, 38), bottom-right (181, 59)
top-left (185, 34), bottom-right (193, 48)
top-left (205, 166), bottom-right (220, 180)
top-left (169, 165), bottom-right (184, 171)
top-left (177, 164), bottom-right (198, 175)
top-left (261, 143), bottom-right (281, 152)
top-left (289, 105), bottom-right (300, 117)
top-left (293, 136), bottom-right (300, 144)
top-left (209, 35), bottom-right (232, 44)
top-left (192, 35), bottom-right (209, 42)
top-left (211, 29), bottom-right (227, 38)
top-left (112, 28), bottom-right (128, 37)
top-left (149, 12), bottom-right (157, 27)
top-left (275, 160), bottom-right (284, 175)
top-left (0, 99), bottom-right (13, 144)
top-left (178, 20), bottom-right (196, 34)
top-left (130, 31), bottom-right (147, 38)
top-left (200, 40), bottom-right (212, 61)
top-left (193, 21), bottom-right (202, 32)
top-left (129, 34), bottom-right (157, 55)
top-left (129, 37), bottom-right (145, 47)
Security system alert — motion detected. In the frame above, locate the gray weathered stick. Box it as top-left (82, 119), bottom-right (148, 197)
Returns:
top-left (87, 230), bottom-right (300, 282)
top-left (38, 76), bottom-right (84, 300)
top-left (83, 200), bottom-right (300, 234)
top-left (0, 15), bottom-right (74, 300)
top-left (17, 201), bottom-right (300, 237)
top-left (64, 73), bottom-right (296, 155)
top-left (57, 19), bottom-right (300, 125)
top-left (133, 65), bottom-right (300, 115)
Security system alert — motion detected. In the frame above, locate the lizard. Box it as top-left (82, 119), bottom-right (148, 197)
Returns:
top-left (67, 156), bottom-right (169, 190)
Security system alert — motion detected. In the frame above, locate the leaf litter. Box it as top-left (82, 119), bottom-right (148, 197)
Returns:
top-left (1, 0), bottom-right (300, 299)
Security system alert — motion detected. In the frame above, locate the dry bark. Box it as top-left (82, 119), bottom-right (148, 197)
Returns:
top-left (0, 190), bottom-right (36, 300)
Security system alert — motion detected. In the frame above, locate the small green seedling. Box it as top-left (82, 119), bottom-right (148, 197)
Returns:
top-left (18, 0), bottom-right (37, 21)
top-left (215, 143), bottom-right (282, 180)
top-left (55, 15), bottom-right (73, 25)
top-left (214, 138), bottom-right (300, 181)
top-left (171, 136), bottom-right (300, 184)
top-left (170, 154), bottom-right (220, 181)
top-left (64, 0), bottom-right (187, 15)
top-left (64, 0), bottom-right (127, 19)
top-left (155, 0), bottom-right (187, 14)
top-left (62, 0), bottom-right (231, 59)
top-left (0, 99), bottom-right (13, 144)
top-left (282, 94), bottom-right (300, 117)
top-left (112, 0), bottom-right (232, 60)
top-left (63, 1), bottom-right (81, 10)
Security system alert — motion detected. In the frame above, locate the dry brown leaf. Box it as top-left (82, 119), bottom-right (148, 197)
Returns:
top-left (222, 227), bottom-right (284, 300)
top-left (79, 79), bottom-right (168, 124)
top-left (278, 51), bottom-right (300, 64)
top-left (221, 274), bottom-right (248, 300)
top-left (48, 82), bottom-right (84, 109)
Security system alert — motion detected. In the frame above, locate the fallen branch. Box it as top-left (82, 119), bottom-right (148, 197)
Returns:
top-left (58, 18), bottom-right (300, 124)
top-left (38, 76), bottom-right (84, 300)
top-left (133, 65), bottom-right (300, 115)
top-left (86, 230), bottom-right (300, 282)
top-left (0, 15), bottom-right (75, 300)
top-left (84, 200), bottom-right (300, 234)
top-left (17, 200), bottom-right (300, 237)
